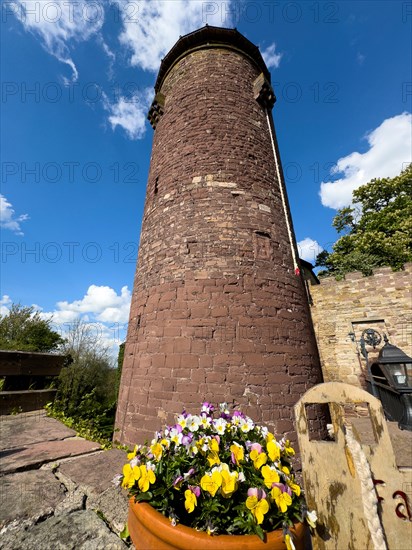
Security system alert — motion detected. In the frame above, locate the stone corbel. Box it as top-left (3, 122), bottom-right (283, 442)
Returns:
top-left (253, 73), bottom-right (276, 110)
top-left (147, 92), bottom-right (165, 129)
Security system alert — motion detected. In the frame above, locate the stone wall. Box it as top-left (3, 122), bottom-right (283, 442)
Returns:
top-left (309, 264), bottom-right (412, 386)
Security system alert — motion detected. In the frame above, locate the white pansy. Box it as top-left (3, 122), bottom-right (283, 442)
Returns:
top-left (306, 510), bottom-right (317, 528)
top-left (188, 415), bottom-right (201, 432)
top-left (177, 414), bottom-right (189, 429)
top-left (170, 428), bottom-right (183, 446)
top-left (213, 418), bottom-right (227, 435)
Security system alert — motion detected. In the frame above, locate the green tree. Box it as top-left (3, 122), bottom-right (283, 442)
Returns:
top-left (52, 319), bottom-right (118, 440)
top-left (316, 164), bottom-right (412, 278)
top-left (0, 303), bottom-right (64, 352)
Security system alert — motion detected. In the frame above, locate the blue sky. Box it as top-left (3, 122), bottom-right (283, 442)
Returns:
top-left (1, 1), bottom-right (411, 357)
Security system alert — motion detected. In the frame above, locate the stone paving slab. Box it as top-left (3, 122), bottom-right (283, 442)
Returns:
top-left (58, 449), bottom-right (126, 496)
top-left (0, 439), bottom-right (101, 474)
top-left (0, 509), bottom-right (127, 549)
top-left (0, 470), bottom-right (66, 529)
top-left (56, 449), bottom-right (129, 535)
top-left (0, 411), bottom-right (76, 451)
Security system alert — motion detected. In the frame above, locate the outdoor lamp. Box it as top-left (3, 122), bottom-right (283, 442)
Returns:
top-left (370, 336), bottom-right (412, 431)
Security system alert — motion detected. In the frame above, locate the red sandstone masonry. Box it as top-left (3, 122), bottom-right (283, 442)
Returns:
top-left (115, 28), bottom-right (323, 446)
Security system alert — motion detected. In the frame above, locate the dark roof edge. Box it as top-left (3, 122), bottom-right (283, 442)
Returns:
top-left (299, 258), bottom-right (320, 285)
top-left (154, 26), bottom-right (271, 93)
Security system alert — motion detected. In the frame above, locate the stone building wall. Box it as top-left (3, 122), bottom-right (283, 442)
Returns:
top-left (309, 264), bottom-right (412, 386)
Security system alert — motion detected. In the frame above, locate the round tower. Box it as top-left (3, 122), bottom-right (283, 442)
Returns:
top-left (115, 26), bottom-right (323, 445)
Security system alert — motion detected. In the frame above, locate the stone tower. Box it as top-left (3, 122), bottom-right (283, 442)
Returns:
top-left (115, 26), bottom-right (323, 445)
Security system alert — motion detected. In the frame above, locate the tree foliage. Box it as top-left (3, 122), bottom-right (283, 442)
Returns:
top-left (0, 303), bottom-right (64, 352)
top-left (52, 319), bottom-right (118, 440)
top-left (316, 164), bottom-right (412, 277)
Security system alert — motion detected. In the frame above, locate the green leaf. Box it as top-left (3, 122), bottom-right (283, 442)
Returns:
top-left (119, 524), bottom-right (130, 540)
top-left (135, 492), bottom-right (153, 502)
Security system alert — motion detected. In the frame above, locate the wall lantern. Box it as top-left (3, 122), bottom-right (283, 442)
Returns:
top-left (369, 335), bottom-right (412, 431)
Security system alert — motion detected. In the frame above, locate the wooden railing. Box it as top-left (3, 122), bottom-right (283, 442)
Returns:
top-left (0, 350), bottom-right (70, 414)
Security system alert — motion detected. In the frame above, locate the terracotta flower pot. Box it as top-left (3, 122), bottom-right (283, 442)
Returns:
top-left (128, 499), bottom-right (306, 550)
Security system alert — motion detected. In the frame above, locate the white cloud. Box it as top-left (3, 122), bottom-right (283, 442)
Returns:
top-left (105, 88), bottom-right (152, 140)
top-left (39, 285), bottom-right (131, 355)
top-left (0, 195), bottom-right (29, 235)
top-left (356, 52), bottom-right (365, 66)
top-left (55, 285), bottom-right (131, 323)
top-left (98, 36), bottom-right (116, 78)
top-left (261, 43), bottom-right (283, 70)
top-left (116, 0), bottom-right (232, 72)
top-left (11, 0), bottom-right (104, 82)
top-left (297, 238), bottom-right (323, 265)
top-left (320, 113), bottom-right (412, 209)
top-left (0, 295), bottom-right (12, 317)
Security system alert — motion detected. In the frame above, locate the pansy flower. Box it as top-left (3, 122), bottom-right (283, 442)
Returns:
top-left (239, 417), bottom-right (254, 433)
top-left (261, 464), bottom-right (280, 488)
top-left (267, 439), bottom-right (281, 462)
top-left (271, 483), bottom-right (292, 513)
top-left (150, 442), bottom-right (163, 461)
top-left (184, 488), bottom-right (198, 513)
top-left (207, 437), bottom-right (220, 466)
top-left (137, 464), bottom-right (156, 492)
top-left (201, 402), bottom-right (214, 414)
top-left (177, 413), bottom-right (189, 429)
top-left (305, 510), bottom-right (317, 529)
top-left (246, 488), bottom-right (269, 524)
top-left (221, 469), bottom-right (239, 498)
top-left (187, 415), bottom-right (201, 432)
top-left (200, 470), bottom-right (222, 497)
top-left (121, 463), bottom-right (140, 489)
top-left (230, 442), bottom-right (244, 466)
top-left (250, 448), bottom-right (268, 469)
top-left (213, 417), bottom-right (227, 435)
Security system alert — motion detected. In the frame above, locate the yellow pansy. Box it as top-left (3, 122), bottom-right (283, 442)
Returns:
top-left (184, 490), bottom-right (197, 513)
top-left (267, 440), bottom-right (280, 462)
top-left (266, 432), bottom-right (275, 442)
top-left (207, 438), bottom-right (220, 467)
top-left (209, 438), bottom-right (219, 452)
top-left (121, 463), bottom-right (141, 489)
top-left (271, 486), bottom-right (292, 513)
top-left (245, 495), bottom-right (269, 524)
top-left (250, 449), bottom-right (268, 470)
top-left (285, 533), bottom-right (296, 550)
top-left (284, 440), bottom-right (295, 456)
top-left (288, 481), bottom-right (301, 496)
top-left (230, 442), bottom-right (244, 466)
top-left (221, 470), bottom-right (238, 498)
top-left (261, 464), bottom-right (280, 489)
top-left (281, 465), bottom-right (290, 475)
top-left (137, 465), bottom-right (156, 492)
top-left (127, 445), bottom-right (138, 461)
top-left (200, 471), bottom-right (222, 497)
top-left (150, 442), bottom-right (163, 461)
